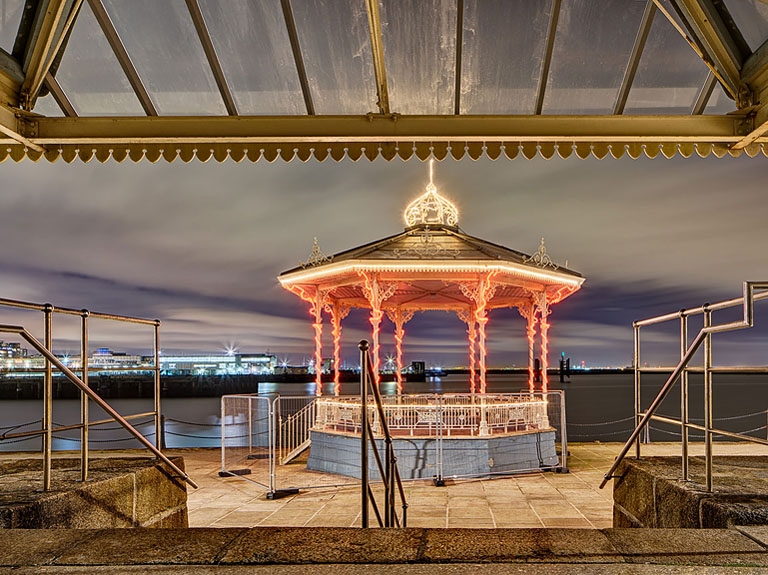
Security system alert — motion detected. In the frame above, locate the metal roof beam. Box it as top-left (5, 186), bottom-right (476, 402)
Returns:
top-left (20, 114), bottom-right (753, 145)
top-left (280, 0), bottom-right (314, 116)
top-left (664, 0), bottom-right (747, 106)
top-left (43, 71), bottom-right (76, 116)
top-left (20, 0), bottom-right (71, 109)
top-left (87, 0), bottom-right (157, 116)
top-left (732, 38), bottom-right (768, 149)
top-left (614, 0), bottom-right (656, 115)
top-left (0, 64), bottom-right (45, 149)
top-left (534, 0), bottom-right (561, 115)
top-left (365, 0), bottom-right (390, 114)
top-left (185, 0), bottom-right (238, 116)
top-left (453, 0), bottom-right (464, 115)
top-left (691, 71), bottom-right (716, 115)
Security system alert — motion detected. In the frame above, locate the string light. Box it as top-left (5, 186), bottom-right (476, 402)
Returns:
top-left (293, 286), bottom-right (324, 397)
top-left (540, 306), bottom-right (551, 394)
top-left (526, 313), bottom-right (538, 393)
top-left (467, 319), bottom-right (477, 394)
top-left (331, 310), bottom-right (342, 396)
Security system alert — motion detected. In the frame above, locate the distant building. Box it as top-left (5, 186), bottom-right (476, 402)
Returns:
top-left (153, 353), bottom-right (277, 376)
top-left (0, 341), bottom-right (26, 358)
top-left (0, 348), bottom-right (277, 376)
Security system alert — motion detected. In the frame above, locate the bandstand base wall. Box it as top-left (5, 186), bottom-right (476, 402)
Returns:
top-left (306, 428), bottom-right (559, 480)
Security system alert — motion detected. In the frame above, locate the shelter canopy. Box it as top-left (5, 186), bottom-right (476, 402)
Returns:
top-left (1, 0), bottom-right (768, 162)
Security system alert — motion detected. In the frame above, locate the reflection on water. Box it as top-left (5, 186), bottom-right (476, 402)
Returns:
top-left (2, 372), bottom-right (767, 451)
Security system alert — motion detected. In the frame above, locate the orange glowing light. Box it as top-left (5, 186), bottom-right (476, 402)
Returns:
top-left (331, 310), bottom-right (342, 396)
top-left (526, 313), bottom-right (538, 393)
top-left (294, 285), bottom-right (325, 397)
top-left (394, 324), bottom-right (404, 394)
top-left (540, 309), bottom-right (551, 394)
top-left (467, 319), bottom-right (477, 394)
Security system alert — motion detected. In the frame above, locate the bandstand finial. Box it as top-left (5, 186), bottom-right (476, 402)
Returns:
top-left (403, 160), bottom-right (459, 228)
top-left (301, 237), bottom-right (332, 268)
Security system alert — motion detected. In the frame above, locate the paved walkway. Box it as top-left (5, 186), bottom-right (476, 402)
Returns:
top-left (181, 442), bottom-right (768, 529)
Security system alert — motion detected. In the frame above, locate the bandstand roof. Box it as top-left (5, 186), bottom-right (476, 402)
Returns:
top-left (279, 182), bottom-right (585, 312)
top-left (1, 0), bottom-right (768, 163)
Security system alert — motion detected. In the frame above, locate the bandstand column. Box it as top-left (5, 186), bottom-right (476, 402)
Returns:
top-left (386, 307), bottom-right (415, 394)
top-left (517, 303), bottom-right (538, 393)
top-left (459, 273), bottom-right (498, 394)
top-left (312, 291), bottom-right (328, 396)
top-left (457, 308), bottom-right (478, 394)
top-left (361, 273), bottom-right (397, 384)
top-left (327, 300), bottom-right (351, 396)
top-left (534, 292), bottom-right (551, 394)
top-left (294, 286), bottom-right (329, 397)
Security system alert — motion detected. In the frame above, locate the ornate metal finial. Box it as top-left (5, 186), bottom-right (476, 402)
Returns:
top-left (301, 237), bottom-right (332, 268)
top-left (524, 237), bottom-right (558, 269)
top-left (403, 159), bottom-right (459, 228)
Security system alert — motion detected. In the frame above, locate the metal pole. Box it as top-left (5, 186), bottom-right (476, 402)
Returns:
top-left (43, 303), bottom-right (53, 491)
top-left (269, 396), bottom-right (277, 494)
top-left (680, 311), bottom-right (689, 481)
top-left (248, 396), bottom-right (253, 456)
top-left (80, 310), bottom-right (90, 482)
top-left (559, 390), bottom-right (568, 472)
top-left (220, 396), bottom-right (226, 475)
top-left (359, 340), bottom-right (369, 528)
top-left (633, 323), bottom-right (641, 458)
top-left (153, 320), bottom-right (162, 452)
top-left (703, 306), bottom-right (713, 492)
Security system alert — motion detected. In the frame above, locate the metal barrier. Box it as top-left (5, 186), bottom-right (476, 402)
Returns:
top-left (220, 388), bottom-right (567, 497)
top-left (220, 394), bottom-right (272, 487)
top-left (0, 297), bottom-right (196, 490)
top-left (600, 281), bottom-right (768, 491)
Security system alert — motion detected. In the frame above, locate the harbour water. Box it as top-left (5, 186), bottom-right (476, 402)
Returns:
top-left (1, 372), bottom-right (767, 452)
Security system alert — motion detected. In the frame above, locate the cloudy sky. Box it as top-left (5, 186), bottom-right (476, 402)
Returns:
top-left (1, 154), bottom-right (767, 369)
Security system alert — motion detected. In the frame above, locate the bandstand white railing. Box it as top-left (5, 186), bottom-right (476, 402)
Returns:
top-left (313, 393), bottom-right (552, 438)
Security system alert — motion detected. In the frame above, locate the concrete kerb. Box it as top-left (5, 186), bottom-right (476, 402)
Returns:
top-left (3, 527), bottom-right (768, 568)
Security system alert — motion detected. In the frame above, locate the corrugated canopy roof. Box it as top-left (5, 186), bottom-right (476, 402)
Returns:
top-left (1, 0), bottom-right (768, 162)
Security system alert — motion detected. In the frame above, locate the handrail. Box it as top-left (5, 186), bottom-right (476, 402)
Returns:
top-left (600, 281), bottom-right (768, 490)
top-left (359, 340), bottom-right (407, 528)
top-left (0, 324), bottom-right (198, 489)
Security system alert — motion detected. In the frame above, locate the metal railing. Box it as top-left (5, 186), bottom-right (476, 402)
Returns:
top-left (278, 397), bottom-right (316, 465)
top-left (600, 281), bottom-right (768, 491)
top-left (359, 340), bottom-right (407, 528)
top-left (0, 297), bottom-right (197, 490)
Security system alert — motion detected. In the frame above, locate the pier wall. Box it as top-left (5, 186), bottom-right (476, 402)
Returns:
top-left (0, 456), bottom-right (188, 528)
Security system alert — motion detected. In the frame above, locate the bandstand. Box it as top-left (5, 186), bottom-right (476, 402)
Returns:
top-left (278, 165), bottom-right (585, 479)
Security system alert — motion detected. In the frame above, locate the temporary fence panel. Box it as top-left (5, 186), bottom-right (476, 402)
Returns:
top-left (221, 391), bottom-right (569, 494)
top-left (220, 394), bottom-right (272, 488)
top-left (272, 395), bottom-right (360, 493)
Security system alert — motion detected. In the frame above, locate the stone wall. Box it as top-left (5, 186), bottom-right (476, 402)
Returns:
top-left (613, 456), bottom-right (768, 528)
top-left (0, 457), bottom-right (188, 528)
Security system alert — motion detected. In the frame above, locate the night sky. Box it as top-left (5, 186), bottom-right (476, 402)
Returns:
top-left (1, 155), bottom-right (767, 369)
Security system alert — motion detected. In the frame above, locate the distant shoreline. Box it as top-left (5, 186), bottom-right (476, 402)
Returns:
top-left (0, 368), bottom-right (638, 400)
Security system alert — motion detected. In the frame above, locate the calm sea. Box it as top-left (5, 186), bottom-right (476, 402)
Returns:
top-left (2, 372), bottom-right (767, 451)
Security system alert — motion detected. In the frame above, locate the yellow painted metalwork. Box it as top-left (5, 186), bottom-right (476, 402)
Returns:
top-left (21, 0), bottom-right (69, 111)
